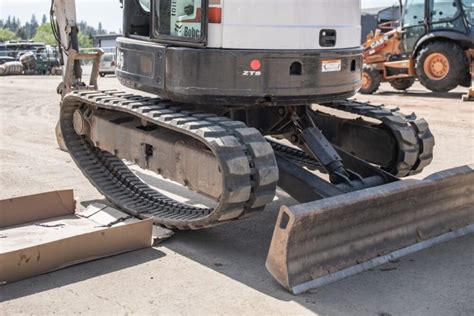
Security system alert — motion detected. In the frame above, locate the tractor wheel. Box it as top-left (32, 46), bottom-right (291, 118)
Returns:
top-left (415, 42), bottom-right (468, 93)
top-left (359, 65), bottom-right (381, 94)
top-left (460, 72), bottom-right (471, 88)
top-left (390, 78), bottom-right (415, 91)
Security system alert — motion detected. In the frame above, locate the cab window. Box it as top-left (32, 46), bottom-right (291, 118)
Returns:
top-left (155, 0), bottom-right (204, 40)
top-left (462, 0), bottom-right (473, 25)
top-left (403, 0), bottom-right (426, 27)
top-left (102, 54), bottom-right (114, 62)
top-left (431, 0), bottom-right (460, 23)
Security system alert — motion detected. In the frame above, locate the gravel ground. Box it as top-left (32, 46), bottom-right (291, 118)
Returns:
top-left (1, 75), bottom-right (473, 315)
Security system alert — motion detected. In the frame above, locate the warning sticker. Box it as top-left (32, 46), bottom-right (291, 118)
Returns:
top-left (322, 60), bottom-right (342, 72)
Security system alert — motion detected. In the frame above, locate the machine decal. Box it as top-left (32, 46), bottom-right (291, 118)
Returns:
top-left (322, 59), bottom-right (342, 72)
top-left (242, 70), bottom-right (262, 76)
top-left (243, 59), bottom-right (262, 76)
top-left (171, 0), bottom-right (202, 39)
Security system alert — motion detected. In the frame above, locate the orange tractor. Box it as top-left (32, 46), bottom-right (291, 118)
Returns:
top-left (360, 0), bottom-right (473, 95)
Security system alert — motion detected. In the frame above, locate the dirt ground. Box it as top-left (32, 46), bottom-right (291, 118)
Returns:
top-left (1, 75), bottom-right (473, 315)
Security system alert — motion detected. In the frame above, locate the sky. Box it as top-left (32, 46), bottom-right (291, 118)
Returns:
top-left (0, 0), bottom-right (399, 34)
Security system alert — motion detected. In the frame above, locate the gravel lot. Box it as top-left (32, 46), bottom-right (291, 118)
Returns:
top-left (1, 75), bottom-right (473, 315)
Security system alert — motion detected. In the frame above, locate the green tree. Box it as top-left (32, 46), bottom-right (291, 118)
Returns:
top-left (11, 17), bottom-right (20, 32)
top-left (0, 28), bottom-right (17, 42)
top-left (33, 22), bottom-right (92, 48)
top-left (5, 16), bottom-right (12, 30)
top-left (16, 25), bottom-right (27, 40)
top-left (32, 23), bottom-right (57, 45)
top-left (41, 14), bottom-right (47, 25)
top-left (29, 14), bottom-right (39, 38)
top-left (97, 22), bottom-right (107, 35)
top-left (78, 33), bottom-right (92, 48)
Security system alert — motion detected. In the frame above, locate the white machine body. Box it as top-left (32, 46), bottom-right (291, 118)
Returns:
top-left (201, 0), bottom-right (361, 49)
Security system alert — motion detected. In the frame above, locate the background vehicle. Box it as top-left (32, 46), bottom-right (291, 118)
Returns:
top-left (99, 52), bottom-right (116, 77)
top-left (2, 41), bottom-right (46, 60)
top-left (361, 0), bottom-right (473, 94)
top-left (0, 42), bottom-right (61, 75)
top-left (361, 5), bottom-right (401, 39)
top-left (0, 56), bottom-right (15, 65)
top-left (51, 0), bottom-right (473, 294)
top-left (19, 45), bottom-right (61, 75)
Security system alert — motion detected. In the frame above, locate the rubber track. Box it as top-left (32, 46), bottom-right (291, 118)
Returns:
top-left (319, 100), bottom-right (434, 177)
top-left (60, 90), bottom-right (278, 229)
top-left (269, 141), bottom-right (322, 170)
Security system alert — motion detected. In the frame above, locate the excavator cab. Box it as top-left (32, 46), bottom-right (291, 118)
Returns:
top-left (51, 0), bottom-right (473, 294)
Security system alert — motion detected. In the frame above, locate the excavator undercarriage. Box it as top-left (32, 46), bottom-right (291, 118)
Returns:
top-left (59, 89), bottom-right (474, 294)
top-left (61, 90), bottom-right (435, 227)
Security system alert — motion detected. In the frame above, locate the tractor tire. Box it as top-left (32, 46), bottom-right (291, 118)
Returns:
top-left (415, 41), bottom-right (468, 93)
top-left (460, 72), bottom-right (471, 88)
top-left (390, 78), bottom-right (415, 91)
top-left (359, 65), bottom-right (381, 94)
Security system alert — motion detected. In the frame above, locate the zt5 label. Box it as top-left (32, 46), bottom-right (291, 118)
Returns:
top-left (242, 70), bottom-right (261, 76)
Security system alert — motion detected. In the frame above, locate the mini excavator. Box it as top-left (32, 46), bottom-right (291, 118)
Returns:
top-left (51, 0), bottom-right (473, 294)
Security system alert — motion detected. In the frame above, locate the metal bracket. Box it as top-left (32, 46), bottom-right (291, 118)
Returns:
top-left (59, 48), bottom-right (104, 98)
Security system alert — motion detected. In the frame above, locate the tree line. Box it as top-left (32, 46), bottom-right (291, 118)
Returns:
top-left (0, 14), bottom-right (110, 48)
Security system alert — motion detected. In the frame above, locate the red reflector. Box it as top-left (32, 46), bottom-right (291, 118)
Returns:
top-left (250, 59), bottom-right (261, 71)
top-left (208, 7), bottom-right (222, 24)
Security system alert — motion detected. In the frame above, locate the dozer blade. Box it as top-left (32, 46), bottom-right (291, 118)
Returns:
top-left (266, 165), bottom-right (474, 294)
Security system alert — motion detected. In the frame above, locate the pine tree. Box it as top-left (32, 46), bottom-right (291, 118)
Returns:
top-left (11, 17), bottom-right (20, 32)
top-left (5, 16), bottom-right (12, 31)
top-left (42, 14), bottom-right (47, 25)
top-left (31, 15), bottom-right (39, 28)
top-left (29, 14), bottom-right (39, 39)
top-left (24, 22), bottom-right (31, 39)
top-left (16, 26), bottom-right (27, 40)
top-left (98, 22), bottom-right (104, 35)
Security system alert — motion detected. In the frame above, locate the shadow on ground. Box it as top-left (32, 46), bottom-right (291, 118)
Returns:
top-left (133, 170), bottom-right (474, 313)
top-left (3, 170), bottom-right (473, 314)
top-left (0, 248), bottom-right (165, 302)
top-left (160, 204), bottom-right (474, 314)
top-left (375, 89), bottom-right (464, 100)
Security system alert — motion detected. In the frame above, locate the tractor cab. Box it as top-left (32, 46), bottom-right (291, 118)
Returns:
top-left (401, 0), bottom-right (473, 53)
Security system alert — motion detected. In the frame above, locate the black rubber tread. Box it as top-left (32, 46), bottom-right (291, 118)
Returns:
top-left (319, 100), bottom-right (434, 177)
top-left (269, 140), bottom-right (322, 170)
top-left (389, 78), bottom-right (415, 91)
top-left (408, 118), bottom-right (435, 175)
top-left (359, 65), bottom-right (382, 95)
top-left (460, 72), bottom-right (471, 88)
top-left (60, 90), bottom-right (279, 229)
top-left (415, 41), bottom-right (468, 93)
